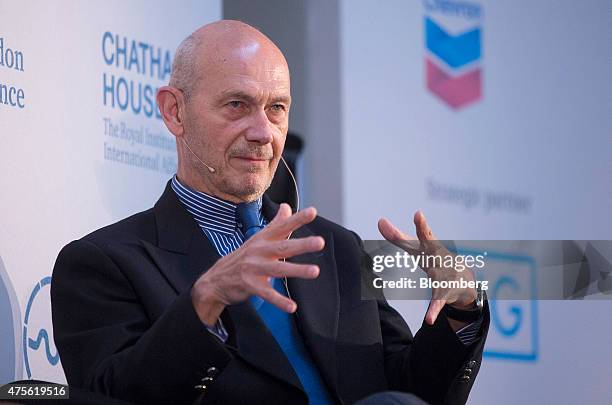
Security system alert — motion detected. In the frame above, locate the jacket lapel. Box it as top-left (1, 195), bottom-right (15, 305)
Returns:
top-left (146, 181), bottom-right (220, 293)
top-left (146, 182), bottom-right (304, 391)
top-left (225, 302), bottom-right (304, 390)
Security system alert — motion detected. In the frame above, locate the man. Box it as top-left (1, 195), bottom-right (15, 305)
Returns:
top-left (51, 20), bottom-right (488, 405)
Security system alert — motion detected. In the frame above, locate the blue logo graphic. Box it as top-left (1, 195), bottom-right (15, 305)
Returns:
top-left (491, 276), bottom-right (522, 337)
top-left (458, 249), bottom-right (539, 362)
top-left (424, 1), bottom-right (483, 109)
top-left (425, 17), bottom-right (481, 69)
top-left (23, 276), bottom-right (60, 379)
top-left (0, 256), bottom-right (23, 384)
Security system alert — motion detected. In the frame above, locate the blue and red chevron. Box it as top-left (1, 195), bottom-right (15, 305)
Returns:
top-left (425, 16), bottom-right (482, 109)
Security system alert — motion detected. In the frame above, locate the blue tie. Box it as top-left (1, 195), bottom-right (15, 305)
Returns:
top-left (235, 202), bottom-right (334, 405)
top-left (236, 201), bottom-right (264, 240)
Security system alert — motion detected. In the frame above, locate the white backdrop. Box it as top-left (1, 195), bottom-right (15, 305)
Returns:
top-left (340, 0), bottom-right (612, 403)
top-left (0, 0), bottom-right (221, 384)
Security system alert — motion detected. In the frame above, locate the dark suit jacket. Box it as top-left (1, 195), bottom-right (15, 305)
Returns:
top-left (51, 182), bottom-right (489, 405)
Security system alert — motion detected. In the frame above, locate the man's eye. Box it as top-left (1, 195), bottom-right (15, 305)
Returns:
top-left (270, 104), bottom-right (286, 112)
top-left (227, 101), bottom-right (243, 108)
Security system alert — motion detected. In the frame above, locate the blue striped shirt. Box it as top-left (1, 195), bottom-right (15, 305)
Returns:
top-left (171, 175), bottom-right (265, 256)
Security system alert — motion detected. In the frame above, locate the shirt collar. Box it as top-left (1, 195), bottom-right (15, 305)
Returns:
top-left (171, 174), bottom-right (262, 236)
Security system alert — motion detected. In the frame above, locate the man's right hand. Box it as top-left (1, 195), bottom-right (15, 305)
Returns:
top-left (190, 203), bottom-right (324, 326)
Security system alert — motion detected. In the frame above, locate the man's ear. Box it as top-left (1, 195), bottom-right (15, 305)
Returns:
top-left (157, 86), bottom-right (185, 137)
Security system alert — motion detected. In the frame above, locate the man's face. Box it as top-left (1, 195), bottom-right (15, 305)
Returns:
top-left (181, 42), bottom-right (291, 203)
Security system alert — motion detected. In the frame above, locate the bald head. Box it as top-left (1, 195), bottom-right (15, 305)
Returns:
top-left (170, 20), bottom-right (289, 100)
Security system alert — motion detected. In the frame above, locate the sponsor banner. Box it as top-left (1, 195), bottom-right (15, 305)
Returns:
top-left (0, 0), bottom-right (221, 383)
top-left (340, 0), bottom-right (612, 402)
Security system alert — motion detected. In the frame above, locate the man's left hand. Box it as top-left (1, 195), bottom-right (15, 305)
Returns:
top-left (378, 211), bottom-right (477, 328)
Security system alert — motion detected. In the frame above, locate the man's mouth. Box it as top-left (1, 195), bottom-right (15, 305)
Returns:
top-left (232, 156), bottom-right (271, 167)
top-left (235, 156), bottom-right (268, 161)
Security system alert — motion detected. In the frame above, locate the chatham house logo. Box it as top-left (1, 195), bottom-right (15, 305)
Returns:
top-left (23, 276), bottom-right (62, 381)
top-left (424, 0), bottom-right (483, 109)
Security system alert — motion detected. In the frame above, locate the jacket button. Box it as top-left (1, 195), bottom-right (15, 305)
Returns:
top-left (460, 375), bottom-right (471, 382)
top-left (463, 368), bottom-right (473, 375)
top-left (207, 366), bottom-right (219, 377)
top-left (467, 360), bottom-right (477, 368)
top-left (194, 384), bottom-right (208, 391)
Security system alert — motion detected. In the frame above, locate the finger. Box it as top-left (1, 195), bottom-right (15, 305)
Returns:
top-left (378, 218), bottom-right (420, 254)
top-left (268, 203), bottom-right (293, 225)
top-left (261, 236), bottom-right (325, 259)
top-left (260, 261), bottom-right (320, 279)
top-left (377, 218), bottom-right (414, 242)
top-left (266, 206), bottom-right (318, 239)
top-left (414, 211), bottom-right (437, 241)
top-left (253, 283), bottom-right (297, 313)
top-left (425, 298), bottom-right (446, 325)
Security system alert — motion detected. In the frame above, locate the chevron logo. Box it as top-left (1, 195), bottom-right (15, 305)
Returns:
top-left (426, 57), bottom-right (481, 109)
top-left (424, 15), bottom-right (483, 109)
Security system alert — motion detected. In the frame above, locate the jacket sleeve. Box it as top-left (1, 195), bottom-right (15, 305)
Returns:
top-left (51, 239), bottom-right (233, 405)
top-left (379, 296), bottom-right (489, 404)
top-left (354, 233), bottom-right (490, 405)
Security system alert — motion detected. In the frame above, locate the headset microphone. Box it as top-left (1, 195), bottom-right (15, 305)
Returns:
top-left (182, 138), bottom-right (216, 173)
top-left (279, 154), bottom-right (300, 212)
top-left (278, 150), bottom-right (301, 312)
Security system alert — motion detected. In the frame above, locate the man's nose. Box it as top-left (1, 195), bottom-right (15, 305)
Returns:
top-left (244, 109), bottom-right (274, 144)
